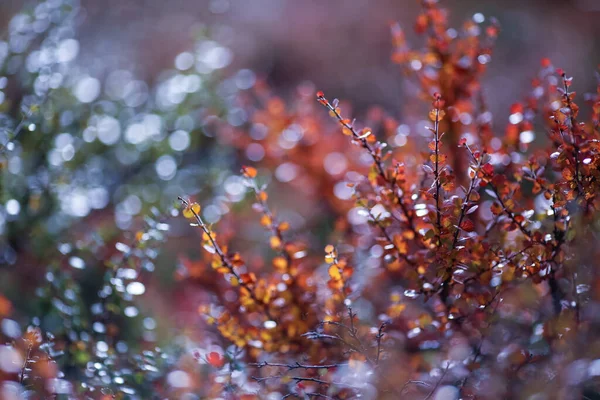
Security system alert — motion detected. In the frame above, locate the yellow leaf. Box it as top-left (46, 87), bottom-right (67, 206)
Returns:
top-left (273, 256), bottom-right (288, 272)
top-left (183, 202), bottom-right (201, 219)
top-left (328, 265), bottom-right (342, 280)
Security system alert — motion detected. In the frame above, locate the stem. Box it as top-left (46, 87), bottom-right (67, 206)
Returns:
top-left (251, 361), bottom-right (348, 370)
top-left (489, 185), bottom-right (533, 239)
top-left (423, 364), bottom-right (450, 400)
top-left (375, 322), bottom-right (387, 365)
top-left (561, 73), bottom-right (584, 198)
top-left (317, 95), bottom-right (422, 242)
top-left (459, 291), bottom-right (501, 394)
top-left (19, 343), bottom-right (32, 384)
top-left (248, 179), bottom-right (287, 259)
top-left (433, 103), bottom-right (442, 246)
top-left (179, 196), bottom-right (275, 321)
top-left (440, 149), bottom-right (482, 305)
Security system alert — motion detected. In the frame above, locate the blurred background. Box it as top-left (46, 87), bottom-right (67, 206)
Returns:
top-left (3, 0), bottom-right (600, 116)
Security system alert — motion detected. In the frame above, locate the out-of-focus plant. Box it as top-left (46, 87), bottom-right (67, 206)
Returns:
top-left (173, 1), bottom-right (600, 399)
top-left (0, 0), bottom-right (252, 398)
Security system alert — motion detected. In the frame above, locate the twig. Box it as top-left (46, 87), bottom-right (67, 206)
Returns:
top-left (251, 361), bottom-right (348, 370)
top-left (459, 291), bottom-right (502, 393)
top-left (488, 185), bottom-right (533, 240)
top-left (559, 72), bottom-right (584, 197)
top-left (440, 146), bottom-right (483, 305)
top-left (245, 174), bottom-right (292, 267)
top-left (178, 196), bottom-right (274, 321)
top-left (316, 93), bottom-right (421, 241)
top-left (432, 94), bottom-right (443, 247)
top-left (423, 364), bottom-right (450, 400)
top-left (253, 374), bottom-right (361, 390)
top-left (283, 393), bottom-right (335, 399)
top-left (375, 322), bottom-right (387, 365)
top-left (19, 343), bottom-right (32, 384)
top-left (400, 380), bottom-right (431, 394)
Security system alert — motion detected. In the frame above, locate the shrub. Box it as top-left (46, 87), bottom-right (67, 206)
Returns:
top-left (2, 0), bottom-right (600, 399)
top-left (176, 1), bottom-right (600, 399)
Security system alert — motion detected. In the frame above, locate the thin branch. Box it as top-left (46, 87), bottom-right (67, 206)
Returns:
top-left (178, 196), bottom-right (274, 321)
top-left (19, 343), bottom-right (32, 384)
top-left (253, 374), bottom-right (361, 390)
top-left (245, 174), bottom-right (292, 267)
top-left (559, 72), bottom-right (584, 197)
top-left (459, 290), bottom-right (502, 393)
top-left (488, 185), bottom-right (533, 240)
top-left (423, 364), bottom-right (450, 400)
top-left (316, 93), bottom-right (422, 241)
top-left (432, 95), bottom-right (443, 247)
top-left (283, 393), bottom-right (335, 400)
top-left (440, 146), bottom-right (482, 304)
top-left (375, 322), bottom-right (387, 365)
top-left (251, 361), bottom-right (348, 371)
top-left (401, 380), bottom-right (431, 394)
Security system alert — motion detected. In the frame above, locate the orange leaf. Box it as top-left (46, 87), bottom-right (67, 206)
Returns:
top-left (273, 256), bottom-right (288, 272)
top-left (260, 214), bottom-right (272, 227)
top-left (270, 236), bottom-right (282, 249)
top-left (242, 166), bottom-right (257, 179)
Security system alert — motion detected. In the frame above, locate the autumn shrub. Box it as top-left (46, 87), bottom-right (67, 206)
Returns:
top-left (174, 1), bottom-right (600, 399)
top-left (2, 0), bottom-right (600, 399)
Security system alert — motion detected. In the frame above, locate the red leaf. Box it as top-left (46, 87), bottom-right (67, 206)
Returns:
top-left (460, 219), bottom-right (475, 232)
top-left (482, 163), bottom-right (494, 175)
top-left (541, 58), bottom-right (552, 68)
top-left (207, 352), bottom-right (225, 368)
